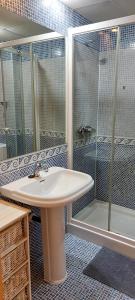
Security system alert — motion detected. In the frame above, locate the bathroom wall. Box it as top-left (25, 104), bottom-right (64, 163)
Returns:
top-left (98, 48), bottom-right (135, 138)
top-left (95, 27), bottom-right (135, 210)
top-left (97, 25), bottom-right (135, 139)
top-left (0, 0), bottom-right (89, 35)
top-left (0, 145), bottom-right (67, 222)
top-left (0, 145), bottom-right (67, 186)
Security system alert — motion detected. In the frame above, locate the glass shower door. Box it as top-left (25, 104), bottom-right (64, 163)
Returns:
top-left (109, 24), bottom-right (135, 240)
top-left (72, 27), bottom-right (120, 232)
top-left (71, 31), bottom-right (107, 229)
top-left (72, 32), bottom-right (99, 223)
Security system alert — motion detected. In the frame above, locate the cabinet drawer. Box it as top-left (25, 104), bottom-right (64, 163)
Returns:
top-left (1, 243), bottom-right (27, 279)
top-left (4, 264), bottom-right (28, 300)
top-left (13, 286), bottom-right (29, 300)
top-left (0, 221), bottom-right (24, 254)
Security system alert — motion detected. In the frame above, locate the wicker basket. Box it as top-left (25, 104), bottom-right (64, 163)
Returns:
top-left (1, 243), bottom-right (27, 279)
top-left (13, 287), bottom-right (28, 300)
top-left (0, 221), bottom-right (24, 254)
top-left (4, 264), bottom-right (28, 300)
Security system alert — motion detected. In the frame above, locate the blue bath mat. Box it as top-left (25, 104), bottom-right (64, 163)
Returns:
top-left (83, 247), bottom-right (135, 298)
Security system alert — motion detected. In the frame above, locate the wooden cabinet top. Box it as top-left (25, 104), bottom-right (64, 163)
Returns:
top-left (0, 199), bottom-right (30, 231)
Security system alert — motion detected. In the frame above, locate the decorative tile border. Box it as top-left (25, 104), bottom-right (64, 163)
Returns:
top-left (24, 128), bottom-right (33, 135)
top-left (0, 144), bottom-right (67, 174)
top-left (0, 128), bottom-right (65, 137)
top-left (73, 136), bottom-right (135, 149)
top-left (74, 137), bottom-right (96, 149)
top-left (0, 158), bottom-right (19, 174)
top-left (0, 128), bottom-right (21, 135)
top-left (97, 136), bottom-right (135, 145)
top-left (40, 130), bottom-right (65, 138)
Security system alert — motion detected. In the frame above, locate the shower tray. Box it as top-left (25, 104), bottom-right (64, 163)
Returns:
top-left (74, 199), bottom-right (135, 240)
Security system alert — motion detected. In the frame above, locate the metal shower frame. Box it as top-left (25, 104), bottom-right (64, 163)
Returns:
top-left (66, 14), bottom-right (135, 258)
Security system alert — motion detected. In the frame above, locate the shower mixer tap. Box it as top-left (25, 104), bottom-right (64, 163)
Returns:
top-left (78, 125), bottom-right (94, 135)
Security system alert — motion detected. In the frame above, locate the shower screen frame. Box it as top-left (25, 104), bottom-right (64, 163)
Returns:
top-left (66, 14), bottom-right (135, 258)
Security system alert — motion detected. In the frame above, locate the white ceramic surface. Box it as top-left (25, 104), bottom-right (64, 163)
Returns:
top-left (0, 166), bottom-right (94, 284)
top-left (0, 167), bottom-right (94, 207)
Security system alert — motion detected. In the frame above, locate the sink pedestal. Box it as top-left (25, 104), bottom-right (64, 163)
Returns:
top-left (40, 207), bottom-right (67, 284)
top-left (0, 167), bottom-right (93, 284)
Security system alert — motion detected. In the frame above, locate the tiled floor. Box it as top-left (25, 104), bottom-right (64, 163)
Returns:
top-left (30, 222), bottom-right (134, 300)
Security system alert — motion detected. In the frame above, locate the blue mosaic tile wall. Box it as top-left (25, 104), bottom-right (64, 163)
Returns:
top-left (72, 142), bottom-right (96, 216)
top-left (100, 25), bottom-right (135, 51)
top-left (0, 144), bottom-right (67, 185)
top-left (0, 144), bottom-right (67, 234)
top-left (0, 144), bottom-right (67, 218)
top-left (19, 39), bottom-right (65, 60)
top-left (96, 141), bottom-right (135, 210)
top-left (73, 136), bottom-right (135, 218)
top-left (0, 0), bottom-right (89, 35)
top-left (0, 131), bottom-right (65, 158)
top-left (40, 135), bottom-right (65, 149)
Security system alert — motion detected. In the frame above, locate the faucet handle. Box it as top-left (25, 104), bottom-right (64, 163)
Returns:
top-left (36, 162), bottom-right (42, 168)
top-left (41, 160), bottom-right (49, 172)
top-left (33, 161), bottom-right (42, 177)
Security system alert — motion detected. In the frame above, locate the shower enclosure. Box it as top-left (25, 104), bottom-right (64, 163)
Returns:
top-left (0, 32), bottom-right (65, 159)
top-left (67, 15), bottom-right (135, 257)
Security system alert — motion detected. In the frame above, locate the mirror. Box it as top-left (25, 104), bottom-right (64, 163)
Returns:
top-left (0, 8), bottom-right (65, 161)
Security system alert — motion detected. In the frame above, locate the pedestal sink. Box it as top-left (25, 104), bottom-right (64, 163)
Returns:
top-left (0, 167), bottom-right (94, 284)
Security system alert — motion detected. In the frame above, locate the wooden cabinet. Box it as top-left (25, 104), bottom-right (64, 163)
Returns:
top-left (0, 200), bottom-right (31, 300)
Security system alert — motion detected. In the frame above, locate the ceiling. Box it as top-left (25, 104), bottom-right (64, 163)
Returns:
top-left (0, 7), bottom-right (52, 42)
top-left (61, 0), bottom-right (135, 22)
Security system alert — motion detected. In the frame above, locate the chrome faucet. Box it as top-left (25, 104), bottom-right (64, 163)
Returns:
top-left (34, 161), bottom-right (49, 177)
top-left (34, 162), bottom-right (42, 177)
top-left (78, 125), bottom-right (94, 135)
top-left (42, 162), bottom-right (49, 173)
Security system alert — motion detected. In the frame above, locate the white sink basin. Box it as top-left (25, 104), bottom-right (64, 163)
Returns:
top-left (0, 166), bottom-right (94, 285)
top-left (0, 167), bottom-right (94, 208)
